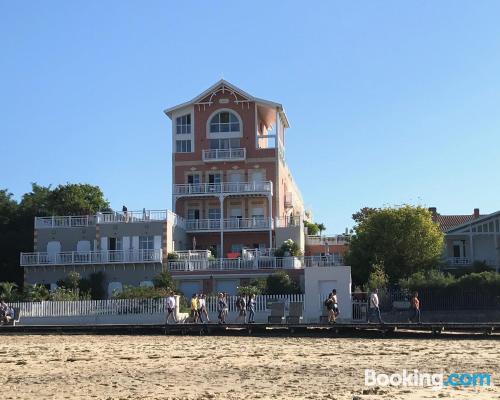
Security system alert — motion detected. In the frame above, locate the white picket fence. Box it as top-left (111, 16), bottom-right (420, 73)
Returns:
top-left (7, 294), bottom-right (305, 318)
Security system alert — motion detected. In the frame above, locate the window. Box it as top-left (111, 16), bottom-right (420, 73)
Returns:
top-left (209, 138), bottom-right (240, 149)
top-left (210, 111), bottom-right (240, 133)
top-left (176, 140), bottom-right (192, 153)
top-left (208, 208), bottom-right (221, 220)
top-left (187, 209), bottom-right (200, 220)
top-left (231, 244), bottom-right (243, 253)
top-left (187, 174), bottom-right (200, 184)
top-left (176, 114), bottom-right (191, 134)
top-left (208, 173), bottom-right (221, 184)
top-left (139, 236), bottom-right (154, 250)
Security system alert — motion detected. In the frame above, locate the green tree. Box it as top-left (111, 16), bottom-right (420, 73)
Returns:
top-left (316, 223), bottom-right (326, 237)
top-left (265, 271), bottom-right (301, 294)
top-left (153, 271), bottom-right (176, 291)
top-left (367, 263), bottom-right (389, 291)
top-left (346, 205), bottom-right (444, 284)
top-left (0, 282), bottom-right (19, 301)
top-left (303, 220), bottom-right (319, 236)
top-left (0, 183), bottom-right (111, 285)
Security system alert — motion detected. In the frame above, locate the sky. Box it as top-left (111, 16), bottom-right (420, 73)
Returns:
top-left (1, 1), bottom-right (500, 233)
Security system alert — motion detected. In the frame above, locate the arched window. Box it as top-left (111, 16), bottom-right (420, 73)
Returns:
top-left (209, 111), bottom-right (240, 133)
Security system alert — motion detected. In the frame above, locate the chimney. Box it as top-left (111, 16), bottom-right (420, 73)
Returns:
top-left (474, 208), bottom-right (480, 218)
top-left (428, 207), bottom-right (437, 216)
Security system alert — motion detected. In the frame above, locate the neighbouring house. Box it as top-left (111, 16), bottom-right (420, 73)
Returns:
top-left (429, 207), bottom-right (500, 272)
top-left (20, 80), bottom-right (348, 297)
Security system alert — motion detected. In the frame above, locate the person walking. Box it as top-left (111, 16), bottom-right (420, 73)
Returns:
top-left (165, 292), bottom-right (177, 324)
top-left (409, 292), bottom-right (421, 323)
top-left (190, 293), bottom-right (199, 323)
top-left (235, 295), bottom-right (246, 324)
top-left (324, 293), bottom-right (335, 323)
top-left (247, 294), bottom-right (256, 323)
top-left (368, 289), bottom-right (383, 324)
top-left (199, 293), bottom-right (209, 323)
top-left (217, 293), bottom-right (226, 324)
top-left (331, 289), bottom-right (339, 322)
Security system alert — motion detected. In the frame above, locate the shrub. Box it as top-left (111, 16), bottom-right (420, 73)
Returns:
top-left (265, 271), bottom-right (301, 294)
top-left (274, 239), bottom-right (302, 257)
top-left (167, 252), bottom-right (180, 261)
top-left (112, 286), bottom-right (169, 299)
top-left (367, 263), bottom-right (388, 291)
top-left (472, 260), bottom-right (493, 273)
top-left (153, 271), bottom-right (176, 291)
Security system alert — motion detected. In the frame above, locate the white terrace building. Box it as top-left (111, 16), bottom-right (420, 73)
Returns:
top-left (444, 210), bottom-right (500, 272)
top-left (20, 209), bottom-right (345, 297)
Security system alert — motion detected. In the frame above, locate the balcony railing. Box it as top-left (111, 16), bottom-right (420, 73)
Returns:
top-left (168, 255), bottom-right (344, 272)
top-left (446, 257), bottom-right (497, 267)
top-left (185, 218), bottom-right (272, 232)
top-left (202, 148), bottom-right (246, 162)
top-left (34, 210), bottom-right (183, 229)
top-left (305, 235), bottom-right (350, 246)
top-left (173, 181), bottom-right (273, 197)
top-left (20, 249), bottom-right (163, 266)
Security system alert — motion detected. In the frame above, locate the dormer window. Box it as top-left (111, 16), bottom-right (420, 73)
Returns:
top-left (176, 114), bottom-right (191, 134)
top-left (210, 111), bottom-right (240, 133)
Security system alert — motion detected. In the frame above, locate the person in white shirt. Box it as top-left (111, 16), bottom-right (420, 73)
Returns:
top-left (368, 289), bottom-right (383, 323)
top-left (199, 294), bottom-right (210, 323)
top-left (165, 293), bottom-right (177, 324)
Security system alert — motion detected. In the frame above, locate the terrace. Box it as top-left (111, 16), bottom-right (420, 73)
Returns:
top-left (34, 210), bottom-right (183, 229)
top-left (172, 181), bottom-right (273, 197)
top-left (20, 249), bottom-right (163, 266)
top-left (168, 254), bottom-right (344, 272)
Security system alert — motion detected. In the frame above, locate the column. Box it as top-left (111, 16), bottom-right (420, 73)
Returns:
top-left (219, 195), bottom-right (224, 260)
top-left (268, 195), bottom-right (273, 249)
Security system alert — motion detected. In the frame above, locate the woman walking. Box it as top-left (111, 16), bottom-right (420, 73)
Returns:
top-left (247, 294), bottom-right (256, 323)
top-left (200, 293), bottom-right (210, 323)
top-left (217, 293), bottom-right (227, 324)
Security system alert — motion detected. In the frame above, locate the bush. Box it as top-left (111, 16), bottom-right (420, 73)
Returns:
top-left (274, 239), bottom-right (302, 257)
top-left (167, 252), bottom-right (180, 261)
top-left (265, 271), bottom-right (301, 294)
top-left (303, 220), bottom-right (319, 236)
top-left (23, 284), bottom-right (50, 302)
top-left (472, 260), bottom-right (493, 273)
top-left (113, 286), bottom-right (169, 299)
top-left (367, 263), bottom-right (388, 291)
top-left (50, 287), bottom-right (80, 301)
top-left (153, 271), bottom-right (176, 291)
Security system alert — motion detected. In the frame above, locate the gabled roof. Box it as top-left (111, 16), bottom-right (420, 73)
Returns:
top-left (445, 210), bottom-right (500, 233)
top-left (435, 215), bottom-right (478, 232)
top-left (163, 79), bottom-right (290, 127)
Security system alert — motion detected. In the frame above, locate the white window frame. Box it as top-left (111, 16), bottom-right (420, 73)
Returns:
top-left (176, 114), bottom-right (191, 134)
top-left (176, 139), bottom-right (192, 153)
top-left (206, 109), bottom-right (243, 139)
top-left (139, 235), bottom-right (154, 250)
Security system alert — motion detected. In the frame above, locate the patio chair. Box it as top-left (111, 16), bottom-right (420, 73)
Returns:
top-left (267, 302), bottom-right (285, 324)
top-left (286, 302), bottom-right (303, 324)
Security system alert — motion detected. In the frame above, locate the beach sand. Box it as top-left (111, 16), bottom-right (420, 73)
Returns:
top-left (0, 334), bottom-right (498, 399)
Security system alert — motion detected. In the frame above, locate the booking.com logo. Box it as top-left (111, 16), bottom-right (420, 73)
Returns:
top-left (365, 369), bottom-right (492, 389)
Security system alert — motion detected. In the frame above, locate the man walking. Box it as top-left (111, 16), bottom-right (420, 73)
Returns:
top-left (409, 291), bottom-right (421, 323)
top-left (368, 288), bottom-right (383, 324)
top-left (165, 292), bottom-right (177, 324)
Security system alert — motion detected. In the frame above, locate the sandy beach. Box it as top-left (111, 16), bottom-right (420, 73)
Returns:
top-left (0, 334), bottom-right (498, 400)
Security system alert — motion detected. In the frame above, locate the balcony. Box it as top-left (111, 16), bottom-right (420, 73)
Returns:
top-left (20, 249), bottom-right (163, 266)
top-left (446, 257), bottom-right (497, 267)
top-left (202, 148), bottom-right (246, 162)
top-left (173, 181), bottom-right (273, 197)
top-left (168, 255), bottom-right (344, 272)
top-left (34, 210), bottom-right (183, 229)
top-left (185, 218), bottom-right (272, 232)
top-left (284, 191), bottom-right (293, 208)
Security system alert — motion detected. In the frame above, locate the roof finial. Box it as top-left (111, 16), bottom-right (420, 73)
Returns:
top-left (221, 72), bottom-right (224, 80)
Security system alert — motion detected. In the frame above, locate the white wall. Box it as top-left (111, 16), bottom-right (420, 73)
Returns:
top-left (304, 266), bottom-right (352, 323)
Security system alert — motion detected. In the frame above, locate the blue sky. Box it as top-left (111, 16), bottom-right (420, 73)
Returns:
top-left (1, 1), bottom-right (500, 233)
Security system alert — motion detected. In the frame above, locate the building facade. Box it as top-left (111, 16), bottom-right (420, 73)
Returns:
top-left (20, 80), bottom-right (346, 297)
top-left (165, 79), bottom-right (306, 257)
top-left (430, 207), bottom-right (500, 272)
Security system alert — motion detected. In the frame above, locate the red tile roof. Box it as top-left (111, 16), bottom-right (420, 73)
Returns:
top-left (433, 214), bottom-right (478, 232)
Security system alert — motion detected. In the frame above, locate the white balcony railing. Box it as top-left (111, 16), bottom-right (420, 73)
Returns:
top-left (34, 210), bottom-right (183, 229)
top-left (185, 218), bottom-right (272, 232)
top-left (305, 235), bottom-right (350, 246)
top-left (173, 181), bottom-right (273, 197)
top-left (446, 257), bottom-right (497, 267)
top-left (202, 148), bottom-right (246, 162)
top-left (168, 255), bottom-right (344, 272)
top-left (20, 249), bottom-right (163, 266)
